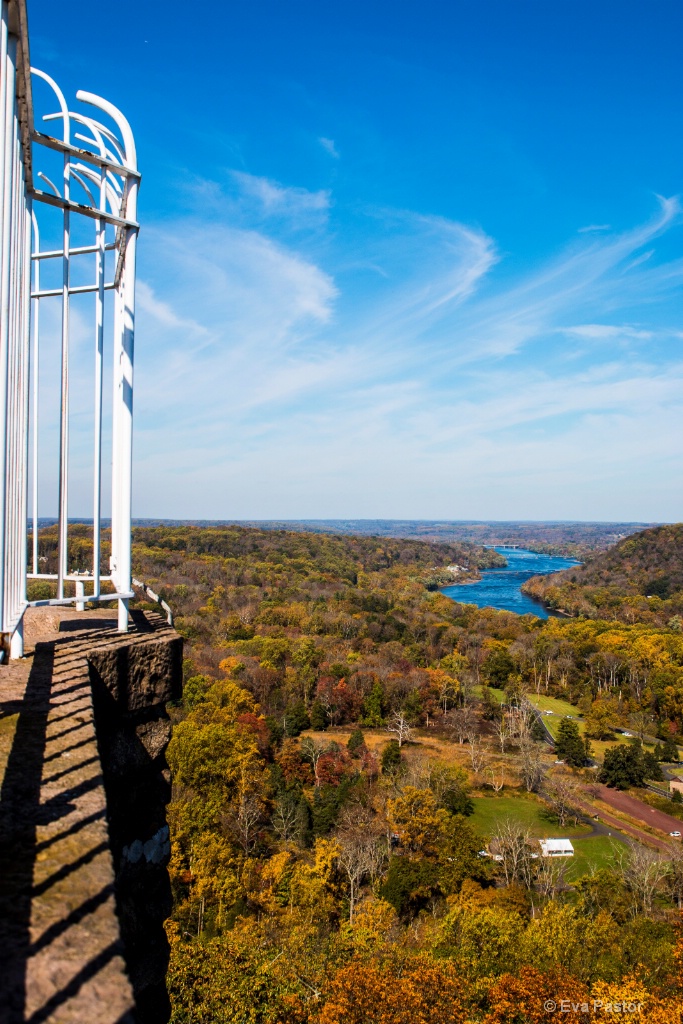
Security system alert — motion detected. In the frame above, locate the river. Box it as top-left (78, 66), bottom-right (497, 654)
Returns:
top-left (441, 547), bottom-right (580, 618)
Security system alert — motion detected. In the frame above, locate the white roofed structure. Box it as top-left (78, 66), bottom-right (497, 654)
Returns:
top-left (540, 838), bottom-right (574, 857)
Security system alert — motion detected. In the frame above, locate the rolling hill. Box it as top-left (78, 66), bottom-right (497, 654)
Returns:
top-left (522, 523), bottom-right (683, 623)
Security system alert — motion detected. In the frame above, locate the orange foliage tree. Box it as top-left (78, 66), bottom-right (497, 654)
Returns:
top-left (317, 955), bottom-right (467, 1024)
top-left (484, 967), bottom-right (591, 1024)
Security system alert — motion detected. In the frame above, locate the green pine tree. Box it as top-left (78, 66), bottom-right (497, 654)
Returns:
top-left (598, 744), bottom-right (646, 790)
top-left (308, 700), bottom-right (329, 731)
top-left (381, 739), bottom-right (402, 774)
top-left (362, 681), bottom-right (386, 727)
top-left (662, 737), bottom-right (680, 762)
top-left (642, 750), bottom-right (664, 781)
top-left (554, 717), bottom-right (587, 767)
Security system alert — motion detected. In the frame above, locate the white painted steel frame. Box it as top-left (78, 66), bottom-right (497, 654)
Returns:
top-left (0, 0), bottom-right (140, 657)
top-left (26, 72), bottom-right (140, 639)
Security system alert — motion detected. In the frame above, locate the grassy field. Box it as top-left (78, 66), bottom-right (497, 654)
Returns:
top-left (527, 693), bottom-right (581, 717)
top-left (524, 693), bottom-right (650, 760)
top-left (470, 794), bottom-right (591, 840)
top-left (471, 795), bottom-right (626, 883)
top-left (526, 693), bottom-right (582, 742)
top-left (303, 727), bottom-right (481, 774)
top-left (474, 685), bottom-right (506, 704)
top-left (565, 834), bottom-right (625, 881)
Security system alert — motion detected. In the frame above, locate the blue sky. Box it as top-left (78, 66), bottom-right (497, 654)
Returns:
top-left (29, 0), bottom-right (683, 521)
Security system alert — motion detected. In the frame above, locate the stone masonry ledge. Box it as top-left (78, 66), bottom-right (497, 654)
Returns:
top-left (0, 607), bottom-right (182, 1024)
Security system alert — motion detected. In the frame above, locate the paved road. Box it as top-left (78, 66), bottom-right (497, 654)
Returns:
top-left (594, 784), bottom-right (683, 835)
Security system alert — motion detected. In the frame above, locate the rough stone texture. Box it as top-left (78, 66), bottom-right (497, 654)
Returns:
top-left (88, 612), bottom-right (182, 1024)
top-left (0, 608), bottom-right (181, 1024)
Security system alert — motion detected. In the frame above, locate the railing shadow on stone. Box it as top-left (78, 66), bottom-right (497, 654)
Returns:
top-left (0, 611), bottom-right (182, 1024)
top-left (0, 642), bottom-right (55, 1023)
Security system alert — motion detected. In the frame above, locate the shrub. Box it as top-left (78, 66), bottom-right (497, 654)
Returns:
top-left (381, 739), bottom-right (402, 774)
top-left (347, 728), bottom-right (366, 756)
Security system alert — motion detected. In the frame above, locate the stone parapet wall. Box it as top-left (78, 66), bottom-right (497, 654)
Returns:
top-left (89, 612), bottom-right (182, 1024)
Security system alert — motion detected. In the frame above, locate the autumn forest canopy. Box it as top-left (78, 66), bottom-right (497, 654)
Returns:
top-left (42, 521), bottom-right (683, 1023)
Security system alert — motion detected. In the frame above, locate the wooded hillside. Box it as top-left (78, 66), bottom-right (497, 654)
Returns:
top-left (522, 524), bottom-right (683, 624)
top-left (110, 523), bottom-right (683, 1023)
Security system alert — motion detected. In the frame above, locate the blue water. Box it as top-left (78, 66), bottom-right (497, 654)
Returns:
top-left (441, 548), bottom-right (580, 618)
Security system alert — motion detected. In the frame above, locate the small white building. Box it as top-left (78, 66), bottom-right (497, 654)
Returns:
top-left (539, 839), bottom-right (574, 858)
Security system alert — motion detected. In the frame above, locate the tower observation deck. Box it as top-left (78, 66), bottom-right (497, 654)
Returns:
top-left (0, 0), bottom-right (139, 659)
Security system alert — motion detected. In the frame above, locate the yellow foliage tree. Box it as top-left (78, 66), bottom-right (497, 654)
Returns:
top-left (387, 787), bottom-right (450, 858)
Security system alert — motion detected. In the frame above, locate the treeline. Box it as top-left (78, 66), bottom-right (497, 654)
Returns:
top-left (190, 519), bottom-right (653, 558)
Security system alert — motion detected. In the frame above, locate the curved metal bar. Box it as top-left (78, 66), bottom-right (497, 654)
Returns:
top-left (76, 91), bottom-right (136, 171)
top-left (31, 69), bottom-right (72, 598)
top-left (76, 94), bottom-right (137, 630)
top-left (65, 111), bottom-right (125, 166)
top-left (69, 168), bottom-right (96, 208)
top-left (73, 116), bottom-right (126, 164)
top-left (43, 111), bottom-right (118, 163)
top-left (72, 162), bottom-right (121, 218)
top-left (56, 112), bottom-right (126, 221)
top-left (36, 171), bottom-right (60, 197)
top-left (30, 70), bottom-right (70, 145)
top-left (73, 129), bottom-right (126, 170)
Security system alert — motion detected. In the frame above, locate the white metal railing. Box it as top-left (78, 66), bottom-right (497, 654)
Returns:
top-left (132, 579), bottom-right (174, 626)
top-left (0, 0), bottom-right (140, 658)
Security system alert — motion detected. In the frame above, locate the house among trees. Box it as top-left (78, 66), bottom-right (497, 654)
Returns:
top-left (670, 779), bottom-right (683, 797)
top-left (539, 839), bottom-right (574, 858)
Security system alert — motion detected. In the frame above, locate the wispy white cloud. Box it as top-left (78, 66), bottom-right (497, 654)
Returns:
top-left (561, 323), bottom-right (653, 341)
top-left (117, 183), bottom-right (683, 520)
top-left (231, 170), bottom-right (330, 222)
top-left (319, 137), bottom-right (339, 158)
top-left (137, 281), bottom-right (210, 337)
top-left (578, 223), bottom-right (611, 233)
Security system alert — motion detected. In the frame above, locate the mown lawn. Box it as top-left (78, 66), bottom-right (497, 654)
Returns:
top-left (527, 693), bottom-right (581, 718)
top-left (525, 694), bottom-right (582, 741)
top-left (587, 733), bottom-right (659, 761)
top-left (565, 835), bottom-right (625, 881)
top-left (470, 794), bottom-right (591, 840)
top-left (473, 685), bottom-right (506, 704)
top-left (471, 794), bottom-right (626, 884)
top-left (525, 694), bottom-right (650, 760)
